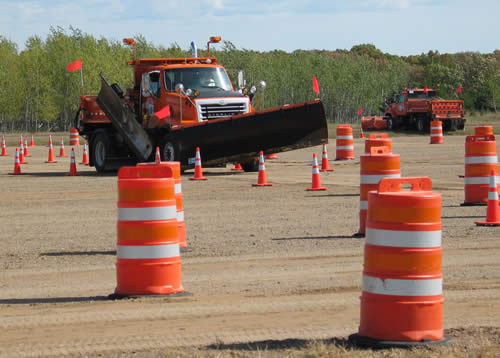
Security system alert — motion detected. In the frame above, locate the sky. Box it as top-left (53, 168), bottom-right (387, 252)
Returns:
top-left (0, 0), bottom-right (498, 55)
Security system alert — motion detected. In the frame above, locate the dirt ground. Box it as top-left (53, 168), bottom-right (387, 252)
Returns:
top-left (0, 132), bottom-right (499, 357)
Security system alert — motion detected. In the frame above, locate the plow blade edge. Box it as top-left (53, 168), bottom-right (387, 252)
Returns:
top-left (173, 100), bottom-right (329, 166)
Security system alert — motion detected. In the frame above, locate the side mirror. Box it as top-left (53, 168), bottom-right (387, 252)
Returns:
top-left (141, 74), bottom-right (152, 97)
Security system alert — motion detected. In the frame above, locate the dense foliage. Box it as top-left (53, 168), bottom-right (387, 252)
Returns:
top-left (0, 27), bottom-right (498, 131)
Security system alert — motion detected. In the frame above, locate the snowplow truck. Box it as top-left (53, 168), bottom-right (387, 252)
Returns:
top-left (75, 37), bottom-right (328, 172)
top-left (383, 88), bottom-right (465, 132)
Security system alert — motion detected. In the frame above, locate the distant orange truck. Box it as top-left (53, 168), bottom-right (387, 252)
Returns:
top-left (382, 88), bottom-right (465, 132)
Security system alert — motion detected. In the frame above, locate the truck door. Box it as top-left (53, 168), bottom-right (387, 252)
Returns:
top-left (392, 94), bottom-right (406, 117)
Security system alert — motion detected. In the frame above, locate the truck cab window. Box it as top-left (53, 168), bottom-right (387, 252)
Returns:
top-left (149, 71), bottom-right (161, 97)
top-left (399, 95), bottom-right (405, 103)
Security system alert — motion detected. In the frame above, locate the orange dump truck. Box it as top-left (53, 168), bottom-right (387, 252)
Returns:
top-left (383, 88), bottom-right (465, 132)
top-left (76, 37), bottom-right (328, 172)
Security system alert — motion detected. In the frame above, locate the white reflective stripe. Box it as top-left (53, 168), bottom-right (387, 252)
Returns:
top-left (175, 183), bottom-right (182, 194)
top-left (360, 173), bottom-right (401, 184)
top-left (465, 156), bottom-right (498, 164)
top-left (366, 227), bottom-right (441, 248)
top-left (431, 126), bottom-right (441, 130)
top-left (465, 176), bottom-right (500, 185)
top-left (259, 164), bottom-right (265, 170)
top-left (322, 153), bottom-right (328, 159)
top-left (117, 243), bottom-right (180, 259)
top-left (430, 134), bottom-right (442, 137)
top-left (363, 275), bottom-right (442, 296)
top-left (177, 211), bottom-right (184, 222)
top-left (489, 192), bottom-right (499, 200)
top-left (360, 200), bottom-right (368, 210)
top-left (119, 205), bottom-right (177, 221)
top-left (337, 146), bottom-right (354, 150)
top-left (337, 135), bottom-right (353, 140)
top-left (312, 167), bottom-right (320, 174)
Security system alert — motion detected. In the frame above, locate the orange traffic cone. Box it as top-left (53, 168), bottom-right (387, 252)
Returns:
top-left (8, 148), bottom-right (22, 175)
top-left (19, 134), bottom-right (23, 146)
top-left (190, 147), bottom-right (207, 180)
top-left (45, 141), bottom-right (57, 163)
top-left (23, 138), bottom-right (31, 157)
top-left (253, 151), bottom-right (272, 186)
top-left (66, 148), bottom-right (79, 176)
top-left (232, 163), bottom-right (243, 171)
top-left (360, 127), bottom-right (365, 139)
top-left (48, 134), bottom-right (53, 147)
top-left (29, 134), bottom-right (35, 147)
top-left (266, 153), bottom-right (279, 159)
top-left (320, 144), bottom-right (335, 172)
top-left (80, 143), bottom-right (89, 165)
top-left (475, 170), bottom-right (500, 226)
top-left (58, 137), bottom-right (67, 157)
top-left (155, 146), bottom-right (161, 164)
top-left (19, 142), bottom-right (28, 164)
top-left (307, 153), bottom-right (327, 191)
top-left (1, 135), bottom-right (9, 156)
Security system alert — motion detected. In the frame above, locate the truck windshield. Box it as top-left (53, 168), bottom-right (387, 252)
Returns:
top-left (408, 91), bottom-right (438, 99)
top-left (164, 67), bottom-right (233, 92)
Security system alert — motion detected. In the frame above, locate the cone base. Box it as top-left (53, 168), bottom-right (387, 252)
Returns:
top-left (80, 162), bottom-right (89, 165)
top-left (109, 291), bottom-right (191, 300)
top-left (348, 334), bottom-right (451, 349)
top-left (320, 168), bottom-right (335, 172)
top-left (189, 177), bottom-right (208, 180)
top-left (307, 187), bottom-right (327, 191)
top-left (461, 202), bottom-right (487, 206)
top-left (20, 160), bottom-right (28, 164)
top-left (252, 183), bottom-right (273, 186)
top-left (231, 168), bottom-right (243, 171)
top-left (266, 154), bottom-right (279, 159)
top-left (475, 221), bottom-right (500, 226)
top-left (66, 173), bottom-right (79, 176)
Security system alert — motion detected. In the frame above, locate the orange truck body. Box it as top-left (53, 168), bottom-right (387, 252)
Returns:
top-left (76, 38), bottom-right (328, 172)
top-left (383, 88), bottom-right (465, 132)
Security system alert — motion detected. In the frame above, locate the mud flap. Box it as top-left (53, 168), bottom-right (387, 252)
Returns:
top-left (96, 75), bottom-right (153, 161)
top-left (172, 100), bottom-right (329, 167)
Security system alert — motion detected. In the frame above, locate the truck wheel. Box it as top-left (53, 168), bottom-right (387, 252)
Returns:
top-left (92, 132), bottom-right (111, 173)
top-left (416, 118), bottom-right (427, 133)
top-left (386, 118), bottom-right (393, 130)
top-left (160, 136), bottom-right (179, 162)
top-left (241, 158), bottom-right (259, 172)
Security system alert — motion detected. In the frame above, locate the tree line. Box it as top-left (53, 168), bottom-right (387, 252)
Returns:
top-left (0, 27), bottom-right (498, 132)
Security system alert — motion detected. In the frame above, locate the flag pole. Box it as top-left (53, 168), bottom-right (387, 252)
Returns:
top-left (80, 66), bottom-right (85, 95)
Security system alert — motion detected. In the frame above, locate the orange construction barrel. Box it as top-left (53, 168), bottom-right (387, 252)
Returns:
top-left (463, 135), bottom-right (499, 205)
top-left (430, 120), bottom-right (443, 144)
top-left (114, 165), bottom-right (184, 296)
top-left (354, 177), bottom-right (446, 347)
top-left (358, 146), bottom-right (400, 236)
top-left (335, 124), bottom-right (355, 160)
top-left (365, 133), bottom-right (392, 154)
top-left (69, 127), bottom-right (80, 145)
top-left (138, 161), bottom-right (188, 250)
top-left (474, 126), bottom-right (493, 136)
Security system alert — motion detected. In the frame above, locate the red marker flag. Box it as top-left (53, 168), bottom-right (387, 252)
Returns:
top-left (154, 105), bottom-right (171, 120)
top-left (312, 76), bottom-right (320, 94)
top-left (456, 85), bottom-right (463, 94)
top-left (357, 107), bottom-right (363, 116)
top-left (67, 59), bottom-right (82, 72)
top-left (424, 85), bottom-right (428, 93)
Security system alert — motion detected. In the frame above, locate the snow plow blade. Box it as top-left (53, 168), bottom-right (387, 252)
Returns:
top-left (96, 75), bottom-right (153, 161)
top-left (172, 100), bottom-right (329, 167)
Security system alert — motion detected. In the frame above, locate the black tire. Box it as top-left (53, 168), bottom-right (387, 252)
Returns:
top-left (416, 117), bottom-right (427, 133)
top-left (91, 131), bottom-right (112, 173)
top-left (386, 118), bottom-right (393, 130)
top-left (241, 158), bottom-right (259, 172)
top-left (160, 137), bottom-right (177, 162)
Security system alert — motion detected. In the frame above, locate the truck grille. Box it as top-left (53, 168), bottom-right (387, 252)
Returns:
top-left (200, 103), bottom-right (246, 120)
